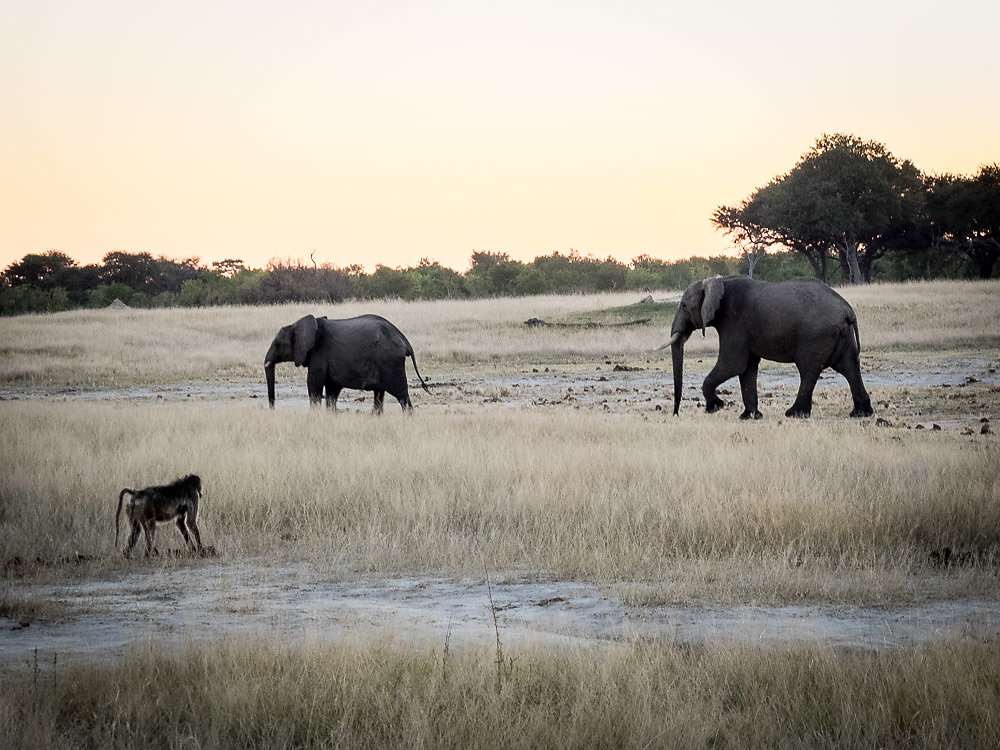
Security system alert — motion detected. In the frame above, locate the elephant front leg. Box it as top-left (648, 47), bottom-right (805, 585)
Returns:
top-left (738, 356), bottom-right (763, 420)
top-left (306, 369), bottom-right (325, 407)
top-left (702, 361), bottom-right (738, 413)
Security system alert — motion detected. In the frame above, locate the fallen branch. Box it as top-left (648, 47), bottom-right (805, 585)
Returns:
top-left (523, 317), bottom-right (651, 328)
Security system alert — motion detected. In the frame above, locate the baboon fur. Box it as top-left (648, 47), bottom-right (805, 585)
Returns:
top-left (116, 474), bottom-right (203, 557)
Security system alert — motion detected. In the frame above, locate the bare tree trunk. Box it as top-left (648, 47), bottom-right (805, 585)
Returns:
top-left (838, 237), bottom-right (865, 284)
top-left (796, 243), bottom-right (827, 283)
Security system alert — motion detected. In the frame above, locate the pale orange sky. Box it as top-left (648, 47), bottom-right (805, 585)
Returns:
top-left (2, 1), bottom-right (997, 272)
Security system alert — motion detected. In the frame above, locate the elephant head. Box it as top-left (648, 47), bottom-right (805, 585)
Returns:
top-left (264, 315), bottom-right (318, 408)
top-left (660, 277), bottom-right (725, 415)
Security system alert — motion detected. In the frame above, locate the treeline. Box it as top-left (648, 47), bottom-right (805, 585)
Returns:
top-left (0, 250), bottom-right (739, 314)
top-left (4, 132), bottom-right (996, 315)
top-left (0, 238), bottom-right (993, 315)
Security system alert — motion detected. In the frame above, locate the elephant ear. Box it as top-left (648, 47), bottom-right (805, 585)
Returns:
top-left (700, 277), bottom-right (725, 335)
top-left (292, 315), bottom-right (318, 367)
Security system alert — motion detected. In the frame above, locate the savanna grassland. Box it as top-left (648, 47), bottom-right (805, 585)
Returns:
top-left (2, 280), bottom-right (999, 748)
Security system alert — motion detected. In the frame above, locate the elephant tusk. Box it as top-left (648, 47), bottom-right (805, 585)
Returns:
top-left (264, 361), bottom-right (273, 368)
top-left (656, 331), bottom-right (685, 350)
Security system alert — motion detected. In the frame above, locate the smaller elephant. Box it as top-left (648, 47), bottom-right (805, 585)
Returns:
top-left (264, 314), bottom-right (429, 413)
top-left (661, 276), bottom-right (873, 419)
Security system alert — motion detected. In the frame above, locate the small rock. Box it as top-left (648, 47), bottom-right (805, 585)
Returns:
top-left (932, 423), bottom-right (942, 431)
top-left (982, 424), bottom-right (992, 435)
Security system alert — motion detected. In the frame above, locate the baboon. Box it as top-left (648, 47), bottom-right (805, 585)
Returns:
top-left (116, 474), bottom-right (203, 558)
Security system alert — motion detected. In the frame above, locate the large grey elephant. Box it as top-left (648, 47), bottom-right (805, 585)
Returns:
top-left (264, 314), bottom-right (429, 413)
top-left (661, 276), bottom-right (873, 419)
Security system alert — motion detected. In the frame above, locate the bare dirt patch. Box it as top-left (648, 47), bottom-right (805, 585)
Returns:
top-left (4, 562), bottom-right (1000, 672)
top-left (2, 352), bottom-right (997, 425)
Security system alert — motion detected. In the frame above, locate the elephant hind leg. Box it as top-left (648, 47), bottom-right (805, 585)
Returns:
top-left (786, 364), bottom-right (821, 418)
top-left (831, 353), bottom-right (873, 417)
top-left (373, 390), bottom-right (385, 414)
top-left (384, 369), bottom-right (413, 413)
top-left (390, 385), bottom-right (413, 412)
top-left (325, 383), bottom-right (342, 412)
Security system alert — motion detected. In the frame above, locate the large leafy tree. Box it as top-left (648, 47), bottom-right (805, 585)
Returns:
top-left (100, 251), bottom-right (158, 291)
top-left (1, 250), bottom-right (76, 289)
top-left (714, 134), bottom-right (925, 283)
top-left (926, 164), bottom-right (1000, 279)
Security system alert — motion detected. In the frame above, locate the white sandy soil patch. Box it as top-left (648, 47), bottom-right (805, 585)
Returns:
top-left (3, 562), bottom-right (1000, 672)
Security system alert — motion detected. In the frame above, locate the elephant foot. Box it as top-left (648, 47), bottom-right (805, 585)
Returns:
top-left (784, 405), bottom-right (811, 418)
top-left (739, 409), bottom-right (763, 421)
top-left (850, 405), bottom-right (874, 418)
top-left (705, 397), bottom-right (726, 413)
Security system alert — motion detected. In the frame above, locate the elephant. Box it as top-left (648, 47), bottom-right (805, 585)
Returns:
top-left (264, 314), bottom-right (429, 413)
top-left (660, 276), bottom-right (874, 419)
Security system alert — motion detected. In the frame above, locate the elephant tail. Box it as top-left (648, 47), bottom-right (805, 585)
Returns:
top-left (851, 315), bottom-right (861, 354)
top-left (408, 350), bottom-right (431, 393)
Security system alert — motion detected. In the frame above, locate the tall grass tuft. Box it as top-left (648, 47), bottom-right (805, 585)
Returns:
top-left (1, 638), bottom-right (998, 749)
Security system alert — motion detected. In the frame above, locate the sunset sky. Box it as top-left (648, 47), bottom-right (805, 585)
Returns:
top-left (2, 1), bottom-right (997, 273)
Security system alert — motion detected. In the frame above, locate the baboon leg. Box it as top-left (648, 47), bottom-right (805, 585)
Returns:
top-left (176, 516), bottom-right (195, 551)
top-left (125, 523), bottom-right (142, 558)
top-left (188, 519), bottom-right (203, 550)
top-left (143, 523), bottom-right (156, 557)
top-left (186, 505), bottom-right (203, 550)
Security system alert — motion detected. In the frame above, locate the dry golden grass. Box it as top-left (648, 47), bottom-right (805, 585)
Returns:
top-left (1, 280), bottom-right (999, 603)
top-left (2, 637), bottom-right (998, 749)
top-left (2, 281), bottom-right (999, 746)
top-left (0, 291), bottom-right (661, 387)
top-left (841, 279), bottom-right (1000, 352)
top-left (2, 400), bottom-right (997, 602)
top-left (2, 280), bottom-right (997, 389)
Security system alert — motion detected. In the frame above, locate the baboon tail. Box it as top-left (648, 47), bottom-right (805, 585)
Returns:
top-left (116, 489), bottom-right (132, 548)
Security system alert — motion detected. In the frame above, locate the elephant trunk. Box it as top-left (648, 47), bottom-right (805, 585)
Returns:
top-left (264, 361), bottom-right (276, 408)
top-left (670, 334), bottom-right (685, 416)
